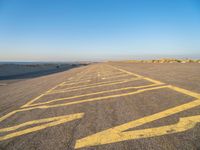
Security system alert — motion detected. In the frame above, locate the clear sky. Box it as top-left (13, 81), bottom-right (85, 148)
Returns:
top-left (0, 0), bottom-right (200, 61)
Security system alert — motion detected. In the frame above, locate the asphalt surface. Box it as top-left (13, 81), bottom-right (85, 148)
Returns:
top-left (0, 62), bottom-right (200, 150)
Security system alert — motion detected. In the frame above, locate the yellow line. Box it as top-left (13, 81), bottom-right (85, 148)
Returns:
top-left (17, 85), bottom-right (169, 112)
top-left (108, 65), bottom-right (142, 77)
top-left (0, 110), bottom-right (19, 122)
top-left (64, 65), bottom-right (94, 83)
top-left (75, 98), bottom-right (200, 149)
top-left (2, 63), bottom-right (199, 146)
top-left (116, 114), bottom-right (200, 141)
top-left (0, 113), bottom-right (84, 141)
top-left (61, 78), bottom-right (127, 88)
top-left (63, 78), bottom-right (92, 84)
top-left (0, 67), bottom-right (92, 122)
top-left (0, 113), bottom-right (83, 133)
top-left (0, 85), bottom-right (167, 123)
top-left (48, 78), bottom-right (143, 94)
top-left (60, 80), bottom-right (91, 86)
top-left (168, 85), bottom-right (200, 98)
top-left (108, 65), bottom-right (164, 85)
top-left (55, 77), bottom-right (141, 91)
top-left (100, 73), bottom-right (126, 78)
top-left (21, 81), bottom-right (66, 108)
top-left (26, 84), bottom-right (159, 107)
top-left (100, 74), bottom-right (131, 80)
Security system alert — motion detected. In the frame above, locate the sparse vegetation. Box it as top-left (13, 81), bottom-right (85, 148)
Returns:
top-left (126, 58), bottom-right (200, 63)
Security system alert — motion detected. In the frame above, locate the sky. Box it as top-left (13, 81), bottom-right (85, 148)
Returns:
top-left (0, 0), bottom-right (200, 61)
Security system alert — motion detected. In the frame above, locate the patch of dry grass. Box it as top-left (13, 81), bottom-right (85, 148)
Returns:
top-left (126, 58), bottom-right (200, 63)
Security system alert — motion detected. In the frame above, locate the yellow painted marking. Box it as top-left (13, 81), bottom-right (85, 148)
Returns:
top-left (112, 115), bottom-right (200, 141)
top-left (1, 66), bottom-right (92, 121)
top-left (63, 66), bottom-right (94, 83)
top-left (17, 85), bottom-right (168, 112)
top-left (0, 110), bottom-right (19, 122)
top-left (0, 113), bottom-right (84, 141)
top-left (100, 73), bottom-right (126, 78)
top-left (21, 94), bottom-right (46, 108)
top-left (48, 78), bottom-right (143, 94)
top-left (60, 80), bottom-right (91, 86)
top-left (100, 74), bottom-right (131, 80)
top-left (168, 85), bottom-right (200, 98)
top-left (1, 64), bottom-right (200, 146)
top-left (27, 84), bottom-right (159, 107)
top-left (108, 65), bottom-right (164, 85)
top-left (0, 85), bottom-right (166, 123)
top-left (0, 65), bottom-right (92, 140)
top-left (63, 78), bottom-right (92, 84)
top-left (75, 98), bottom-right (200, 149)
top-left (56, 77), bottom-right (141, 91)
top-left (21, 81), bottom-right (66, 108)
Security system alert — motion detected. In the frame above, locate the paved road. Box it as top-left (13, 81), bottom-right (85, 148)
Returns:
top-left (0, 62), bottom-right (200, 150)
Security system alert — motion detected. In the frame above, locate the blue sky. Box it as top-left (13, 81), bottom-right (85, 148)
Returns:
top-left (0, 0), bottom-right (200, 61)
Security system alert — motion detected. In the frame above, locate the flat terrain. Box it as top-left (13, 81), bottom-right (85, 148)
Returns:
top-left (0, 62), bottom-right (200, 150)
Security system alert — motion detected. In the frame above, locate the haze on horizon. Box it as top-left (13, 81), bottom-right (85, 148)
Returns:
top-left (0, 0), bottom-right (200, 62)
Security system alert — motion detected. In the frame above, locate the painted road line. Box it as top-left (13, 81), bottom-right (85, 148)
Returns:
top-left (61, 78), bottom-right (130, 89)
top-left (56, 77), bottom-right (142, 91)
top-left (3, 66), bottom-right (91, 120)
top-left (0, 65), bottom-right (93, 138)
top-left (0, 80), bottom-right (64, 122)
top-left (12, 85), bottom-right (169, 112)
top-left (99, 74), bottom-right (131, 80)
top-left (0, 85), bottom-right (167, 123)
top-left (63, 66), bottom-right (94, 83)
top-left (2, 64), bottom-right (199, 145)
top-left (47, 78), bottom-right (143, 94)
top-left (108, 65), bottom-right (164, 85)
top-left (0, 82), bottom-right (163, 122)
top-left (22, 64), bottom-right (93, 108)
top-left (75, 99), bottom-right (200, 149)
top-left (60, 80), bottom-right (91, 86)
top-left (21, 81), bottom-right (66, 108)
top-left (75, 85), bottom-right (200, 149)
top-left (0, 113), bottom-right (84, 141)
top-left (168, 85), bottom-right (200, 98)
top-left (63, 78), bottom-right (92, 84)
top-left (100, 73), bottom-right (126, 78)
top-left (26, 83), bottom-right (160, 107)
top-left (30, 85), bottom-right (200, 113)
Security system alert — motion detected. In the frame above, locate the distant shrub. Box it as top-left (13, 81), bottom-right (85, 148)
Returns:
top-left (124, 58), bottom-right (200, 64)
